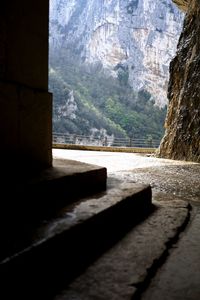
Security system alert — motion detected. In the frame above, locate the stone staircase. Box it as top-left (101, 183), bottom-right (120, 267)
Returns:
top-left (0, 159), bottom-right (152, 300)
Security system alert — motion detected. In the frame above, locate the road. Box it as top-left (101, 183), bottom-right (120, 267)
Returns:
top-left (53, 149), bottom-right (189, 173)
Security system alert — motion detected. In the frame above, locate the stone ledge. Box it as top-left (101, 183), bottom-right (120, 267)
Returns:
top-left (0, 183), bottom-right (152, 300)
top-left (56, 200), bottom-right (190, 300)
top-left (0, 159), bottom-right (107, 261)
top-left (53, 144), bottom-right (156, 154)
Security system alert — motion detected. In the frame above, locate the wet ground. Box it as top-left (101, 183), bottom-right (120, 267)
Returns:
top-left (53, 149), bottom-right (200, 205)
top-left (53, 149), bottom-right (200, 300)
top-left (142, 209), bottom-right (200, 300)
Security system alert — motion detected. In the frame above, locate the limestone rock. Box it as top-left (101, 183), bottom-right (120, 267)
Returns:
top-left (49, 0), bottom-right (184, 107)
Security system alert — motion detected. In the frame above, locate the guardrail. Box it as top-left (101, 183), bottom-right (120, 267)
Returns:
top-left (53, 133), bottom-right (161, 149)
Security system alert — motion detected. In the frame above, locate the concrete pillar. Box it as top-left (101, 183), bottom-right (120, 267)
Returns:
top-left (0, 0), bottom-right (52, 171)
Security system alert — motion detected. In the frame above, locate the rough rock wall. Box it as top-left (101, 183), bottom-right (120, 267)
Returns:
top-left (172, 0), bottom-right (188, 11)
top-left (158, 0), bottom-right (200, 162)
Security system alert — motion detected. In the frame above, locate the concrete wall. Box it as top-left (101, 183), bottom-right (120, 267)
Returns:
top-left (0, 0), bottom-right (52, 170)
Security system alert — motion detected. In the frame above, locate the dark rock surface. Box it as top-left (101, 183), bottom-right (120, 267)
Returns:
top-left (158, 0), bottom-right (200, 162)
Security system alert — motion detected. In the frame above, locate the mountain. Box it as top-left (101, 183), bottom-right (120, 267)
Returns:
top-left (49, 0), bottom-right (184, 107)
top-left (49, 0), bottom-right (184, 141)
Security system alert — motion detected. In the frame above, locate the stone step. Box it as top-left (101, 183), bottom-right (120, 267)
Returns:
top-left (55, 200), bottom-right (190, 300)
top-left (0, 159), bottom-right (107, 261)
top-left (0, 182), bottom-right (152, 300)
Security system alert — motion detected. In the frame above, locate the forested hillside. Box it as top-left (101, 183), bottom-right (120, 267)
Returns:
top-left (50, 54), bottom-right (167, 141)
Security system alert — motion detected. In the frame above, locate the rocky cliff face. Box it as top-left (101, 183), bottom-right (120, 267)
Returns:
top-left (172, 0), bottom-right (188, 11)
top-left (49, 0), bottom-right (184, 106)
top-left (158, 0), bottom-right (200, 162)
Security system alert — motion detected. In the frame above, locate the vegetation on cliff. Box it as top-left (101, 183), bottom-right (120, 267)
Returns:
top-left (50, 54), bottom-right (167, 141)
